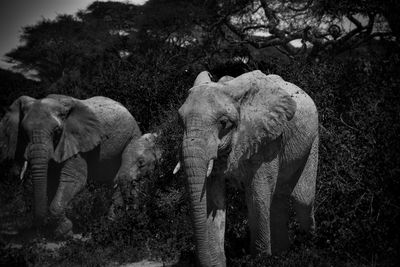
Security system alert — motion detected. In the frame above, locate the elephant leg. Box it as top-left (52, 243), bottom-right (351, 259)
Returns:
top-left (292, 136), bottom-right (318, 233)
top-left (245, 162), bottom-right (278, 255)
top-left (206, 174), bottom-right (226, 266)
top-left (108, 177), bottom-right (136, 220)
top-left (108, 139), bottom-right (137, 220)
top-left (49, 154), bottom-right (87, 237)
top-left (270, 193), bottom-right (290, 253)
top-left (293, 201), bottom-right (315, 233)
top-left (108, 188), bottom-right (124, 221)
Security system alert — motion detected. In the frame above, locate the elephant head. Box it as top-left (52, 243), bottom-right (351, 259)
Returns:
top-left (176, 70), bottom-right (296, 265)
top-left (129, 133), bottom-right (162, 182)
top-left (109, 132), bottom-right (162, 219)
top-left (0, 94), bottom-right (102, 224)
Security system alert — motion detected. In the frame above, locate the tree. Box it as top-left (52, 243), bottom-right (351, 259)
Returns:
top-left (125, 0), bottom-right (398, 63)
top-left (6, 13), bottom-right (122, 85)
top-left (0, 68), bottom-right (41, 111)
top-left (6, 0), bottom-right (398, 86)
top-left (204, 0), bottom-right (396, 60)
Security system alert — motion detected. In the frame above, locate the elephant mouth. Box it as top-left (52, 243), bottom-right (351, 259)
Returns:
top-left (52, 127), bottom-right (62, 148)
top-left (218, 133), bottom-right (232, 154)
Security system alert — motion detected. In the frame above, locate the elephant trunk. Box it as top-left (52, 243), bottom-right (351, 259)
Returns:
top-left (182, 136), bottom-right (215, 266)
top-left (28, 131), bottom-right (52, 225)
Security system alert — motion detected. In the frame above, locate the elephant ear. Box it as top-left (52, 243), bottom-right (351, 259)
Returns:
top-left (193, 71), bottom-right (213, 86)
top-left (0, 96), bottom-right (35, 161)
top-left (51, 96), bottom-right (103, 163)
top-left (150, 133), bottom-right (162, 162)
top-left (223, 70), bottom-right (296, 163)
top-left (142, 133), bottom-right (162, 162)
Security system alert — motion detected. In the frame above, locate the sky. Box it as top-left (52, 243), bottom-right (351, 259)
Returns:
top-left (0, 0), bottom-right (148, 69)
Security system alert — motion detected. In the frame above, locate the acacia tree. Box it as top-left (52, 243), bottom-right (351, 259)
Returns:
top-left (132, 0), bottom-right (397, 64)
top-left (203, 0), bottom-right (396, 60)
top-left (6, 0), bottom-right (398, 84)
top-left (6, 7), bottom-right (127, 85)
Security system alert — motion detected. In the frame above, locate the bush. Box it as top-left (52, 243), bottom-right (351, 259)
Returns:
top-left (1, 52), bottom-right (399, 266)
top-left (259, 56), bottom-right (400, 266)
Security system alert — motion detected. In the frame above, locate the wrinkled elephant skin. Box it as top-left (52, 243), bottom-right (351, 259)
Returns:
top-left (0, 94), bottom-right (159, 237)
top-left (177, 71), bottom-right (319, 266)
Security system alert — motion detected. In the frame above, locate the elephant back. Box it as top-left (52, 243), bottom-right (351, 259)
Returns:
top-left (84, 97), bottom-right (133, 125)
top-left (83, 96), bottom-right (141, 159)
top-left (265, 75), bottom-right (318, 136)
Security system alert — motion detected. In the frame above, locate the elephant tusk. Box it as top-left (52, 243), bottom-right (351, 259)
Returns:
top-left (20, 161), bottom-right (28, 181)
top-left (173, 162), bottom-right (181, 174)
top-left (206, 159), bottom-right (214, 177)
top-left (51, 114), bottom-right (62, 126)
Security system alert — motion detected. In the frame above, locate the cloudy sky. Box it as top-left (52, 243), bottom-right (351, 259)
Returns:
top-left (0, 0), bottom-right (147, 69)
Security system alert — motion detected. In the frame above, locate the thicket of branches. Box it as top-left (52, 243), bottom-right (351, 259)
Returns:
top-left (1, 1), bottom-right (399, 266)
top-left (5, 0), bottom-right (399, 88)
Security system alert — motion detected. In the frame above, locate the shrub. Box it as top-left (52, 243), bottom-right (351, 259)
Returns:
top-left (1, 52), bottom-right (399, 266)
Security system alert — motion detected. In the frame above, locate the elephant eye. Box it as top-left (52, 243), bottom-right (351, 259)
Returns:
top-left (219, 117), bottom-right (233, 130)
top-left (138, 158), bottom-right (145, 168)
top-left (219, 117), bottom-right (233, 138)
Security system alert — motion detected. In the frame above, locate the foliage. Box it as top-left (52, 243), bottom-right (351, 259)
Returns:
top-left (1, 1), bottom-right (400, 266)
top-left (2, 52), bottom-right (399, 266)
top-left (6, 1), bottom-right (397, 87)
top-left (0, 69), bottom-right (42, 114)
top-left (6, 14), bottom-right (122, 85)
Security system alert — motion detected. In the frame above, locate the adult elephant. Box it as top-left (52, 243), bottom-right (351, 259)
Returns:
top-left (0, 94), bottom-right (159, 237)
top-left (174, 70), bottom-right (319, 266)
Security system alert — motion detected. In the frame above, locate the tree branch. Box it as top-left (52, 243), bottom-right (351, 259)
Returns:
top-left (243, 25), bottom-right (269, 32)
top-left (214, 0), bottom-right (394, 61)
top-left (252, 5), bottom-right (262, 14)
top-left (365, 13), bottom-right (375, 35)
top-left (347, 14), bottom-right (363, 29)
top-left (259, 0), bottom-right (279, 30)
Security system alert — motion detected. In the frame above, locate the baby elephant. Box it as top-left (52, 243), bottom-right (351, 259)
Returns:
top-left (108, 133), bottom-right (161, 220)
top-left (0, 94), bottom-right (160, 237)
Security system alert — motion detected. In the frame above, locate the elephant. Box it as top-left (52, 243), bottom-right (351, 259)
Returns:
top-left (108, 132), bottom-right (162, 219)
top-left (0, 94), bottom-right (160, 237)
top-left (174, 70), bottom-right (319, 266)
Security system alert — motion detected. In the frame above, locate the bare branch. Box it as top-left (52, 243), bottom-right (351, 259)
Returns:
top-left (353, 31), bottom-right (394, 48)
top-left (252, 5), bottom-right (262, 14)
top-left (347, 15), bottom-right (363, 29)
top-left (365, 13), bottom-right (375, 35)
top-left (212, 0), bottom-right (394, 61)
top-left (369, 31), bottom-right (393, 38)
top-left (223, 20), bottom-right (246, 39)
top-left (243, 25), bottom-right (269, 32)
top-left (259, 0), bottom-right (279, 29)
top-left (275, 45), bottom-right (294, 58)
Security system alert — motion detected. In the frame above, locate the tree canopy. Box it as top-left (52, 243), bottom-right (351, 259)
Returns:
top-left (6, 0), bottom-right (398, 85)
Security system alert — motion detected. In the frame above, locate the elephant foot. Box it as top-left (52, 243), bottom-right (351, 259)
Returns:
top-left (55, 218), bottom-right (73, 239)
top-left (294, 230), bottom-right (314, 247)
top-left (217, 252), bottom-right (226, 267)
